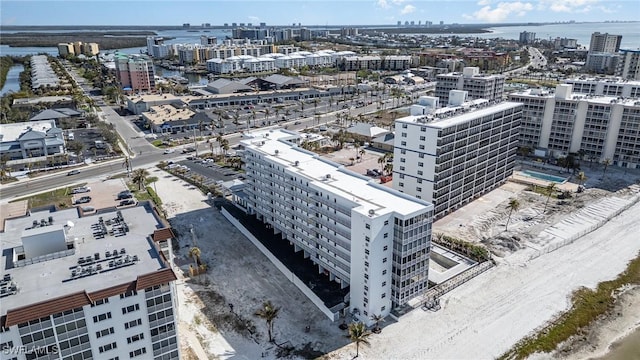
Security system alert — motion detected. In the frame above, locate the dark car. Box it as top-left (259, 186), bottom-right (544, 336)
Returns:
top-left (75, 196), bottom-right (91, 204)
top-left (119, 199), bottom-right (136, 206)
top-left (67, 170), bottom-right (81, 176)
top-left (117, 191), bottom-right (133, 200)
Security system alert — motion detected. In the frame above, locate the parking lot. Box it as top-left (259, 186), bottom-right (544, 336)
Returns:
top-left (167, 157), bottom-right (243, 189)
top-left (68, 128), bottom-right (114, 159)
top-left (69, 178), bottom-right (132, 213)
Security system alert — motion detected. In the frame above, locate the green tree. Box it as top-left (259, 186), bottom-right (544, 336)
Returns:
top-left (131, 168), bottom-right (149, 191)
top-left (543, 182), bottom-right (556, 213)
top-left (383, 162), bottom-right (393, 175)
top-left (601, 158), bottom-right (611, 179)
top-left (348, 322), bottom-right (371, 358)
top-left (255, 301), bottom-right (280, 342)
top-left (371, 314), bottom-right (385, 333)
top-left (506, 198), bottom-right (520, 230)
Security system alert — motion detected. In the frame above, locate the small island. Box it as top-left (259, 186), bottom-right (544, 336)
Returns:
top-left (0, 31), bottom-right (165, 50)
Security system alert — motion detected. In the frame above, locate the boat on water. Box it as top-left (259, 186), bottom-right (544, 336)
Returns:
top-left (165, 75), bottom-right (189, 84)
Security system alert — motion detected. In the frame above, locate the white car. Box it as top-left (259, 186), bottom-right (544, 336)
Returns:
top-left (71, 186), bottom-right (91, 194)
top-left (163, 149), bottom-right (175, 154)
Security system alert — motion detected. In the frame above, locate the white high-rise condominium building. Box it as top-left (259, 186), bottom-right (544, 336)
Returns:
top-left (589, 32), bottom-right (622, 53)
top-left (563, 77), bottom-right (640, 97)
top-left (616, 50), bottom-right (640, 81)
top-left (435, 67), bottom-right (505, 106)
top-left (508, 84), bottom-right (640, 168)
top-left (0, 207), bottom-right (180, 360)
top-left (394, 93), bottom-right (522, 219)
top-left (241, 129), bottom-right (434, 324)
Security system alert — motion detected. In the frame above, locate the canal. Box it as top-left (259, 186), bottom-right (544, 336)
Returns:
top-left (1, 64), bottom-right (24, 96)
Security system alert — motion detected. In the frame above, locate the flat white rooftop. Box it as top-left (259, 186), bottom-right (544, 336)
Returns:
top-left (242, 129), bottom-right (433, 217)
top-left (0, 206), bottom-right (167, 318)
top-left (397, 101), bottom-right (522, 129)
top-left (511, 89), bottom-right (640, 106)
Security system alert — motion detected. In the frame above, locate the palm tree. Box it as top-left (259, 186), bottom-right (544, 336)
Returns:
top-left (188, 246), bottom-right (201, 275)
top-left (383, 163), bottom-right (393, 176)
top-left (255, 301), bottom-right (280, 342)
top-left (354, 142), bottom-right (361, 162)
top-left (348, 322), bottom-right (371, 358)
top-left (263, 108), bottom-right (270, 124)
top-left (359, 149), bottom-right (366, 162)
top-left (131, 168), bottom-right (148, 191)
top-left (577, 171), bottom-right (587, 186)
top-left (601, 158), bottom-right (611, 179)
top-left (377, 156), bottom-right (386, 172)
top-left (505, 198), bottom-right (520, 230)
top-left (543, 182), bottom-right (556, 213)
top-left (371, 314), bottom-right (385, 333)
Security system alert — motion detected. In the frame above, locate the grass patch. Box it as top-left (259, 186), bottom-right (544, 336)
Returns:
top-left (11, 184), bottom-right (84, 209)
top-left (499, 252), bottom-right (640, 360)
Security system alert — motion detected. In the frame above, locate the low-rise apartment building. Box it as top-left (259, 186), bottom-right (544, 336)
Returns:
top-left (0, 206), bottom-right (180, 360)
top-left (394, 93), bottom-right (522, 219)
top-left (241, 129), bottom-right (434, 324)
top-left (509, 84), bottom-right (640, 168)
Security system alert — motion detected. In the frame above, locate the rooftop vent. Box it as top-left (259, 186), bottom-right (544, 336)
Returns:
top-left (368, 209), bottom-right (375, 216)
top-left (294, 160), bottom-right (300, 166)
top-left (274, 149), bottom-right (279, 155)
top-left (325, 174), bottom-right (331, 179)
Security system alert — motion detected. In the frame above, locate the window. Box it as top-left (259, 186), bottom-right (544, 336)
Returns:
top-left (382, 293), bottom-right (386, 298)
top-left (419, 153), bottom-right (424, 158)
top-left (129, 347), bottom-right (147, 358)
top-left (364, 274), bottom-right (369, 279)
top-left (98, 342), bottom-right (117, 353)
top-left (417, 179), bottom-right (422, 184)
top-left (382, 282), bottom-right (386, 287)
top-left (420, 136), bottom-right (425, 141)
top-left (91, 298), bottom-right (109, 307)
top-left (125, 319), bottom-right (142, 330)
top-left (120, 290), bottom-right (137, 299)
top-left (400, 166), bottom-right (405, 171)
top-left (364, 261), bottom-right (369, 267)
top-left (381, 306), bottom-right (386, 311)
top-left (416, 187), bottom-right (422, 192)
top-left (383, 258), bottom-right (387, 263)
top-left (127, 333), bottom-right (144, 344)
top-left (419, 145), bottom-right (425, 150)
top-left (399, 182), bottom-right (404, 187)
top-left (400, 158), bottom-right (406, 163)
top-left (383, 245), bottom-right (388, 250)
top-left (93, 312), bottom-right (112, 323)
top-left (384, 220), bottom-right (389, 225)
top-left (365, 236), bottom-right (370, 242)
top-left (364, 285), bottom-right (368, 291)
top-left (401, 132), bottom-right (407, 137)
top-left (420, 127), bottom-right (426, 132)
top-left (417, 171), bottom-right (423, 176)
top-left (365, 249), bottom-right (369, 255)
top-left (122, 304), bottom-right (140, 315)
top-left (400, 149), bottom-right (406, 154)
top-left (365, 224), bottom-right (370, 229)
top-left (402, 124), bottom-right (407, 129)
top-left (401, 141), bottom-right (406, 146)
top-left (382, 270), bottom-right (387, 275)
top-left (96, 327), bottom-right (114, 338)
top-left (418, 162), bottom-right (423, 167)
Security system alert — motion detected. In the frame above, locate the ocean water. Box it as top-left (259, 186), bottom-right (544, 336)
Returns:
top-left (597, 327), bottom-right (640, 360)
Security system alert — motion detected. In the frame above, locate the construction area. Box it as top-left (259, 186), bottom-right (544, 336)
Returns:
top-left (144, 152), bottom-right (640, 359)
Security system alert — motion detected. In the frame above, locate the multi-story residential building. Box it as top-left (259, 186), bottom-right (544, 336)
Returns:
top-left (200, 35), bottom-right (217, 45)
top-left (82, 43), bottom-right (99, 56)
top-left (553, 37), bottom-right (578, 50)
top-left (519, 31), bottom-right (536, 44)
top-left (435, 67), bottom-right (505, 105)
top-left (240, 129), bottom-right (434, 324)
top-left (394, 93), bottom-right (522, 219)
top-left (585, 52), bottom-right (620, 74)
top-left (57, 43), bottom-right (74, 57)
top-left (589, 32), bottom-right (622, 53)
top-left (0, 206), bottom-right (179, 360)
top-left (563, 77), bottom-right (640, 97)
top-left (508, 84), bottom-right (640, 168)
top-left (114, 53), bottom-right (156, 92)
top-left (616, 49), bottom-right (640, 80)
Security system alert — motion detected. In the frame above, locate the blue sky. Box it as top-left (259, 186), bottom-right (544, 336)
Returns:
top-left (1, 0), bottom-right (638, 26)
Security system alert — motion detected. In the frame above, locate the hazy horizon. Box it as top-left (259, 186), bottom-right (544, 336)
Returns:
top-left (2, 0), bottom-right (639, 27)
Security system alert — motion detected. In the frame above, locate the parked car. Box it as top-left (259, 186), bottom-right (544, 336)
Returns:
top-left (119, 199), bottom-right (136, 206)
top-left (294, 121), bottom-right (302, 125)
top-left (71, 186), bottom-right (91, 194)
top-left (75, 196), bottom-right (91, 204)
top-left (117, 191), bottom-right (133, 200)
top-left (67, 170), bottom-right (80, 176)
top-left (163, 149), bottom-right (175, 154)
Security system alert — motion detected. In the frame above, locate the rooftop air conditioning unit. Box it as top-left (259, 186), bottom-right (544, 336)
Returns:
top-left (274, 149), bottom-right (279, 155)
top-left (325, 174), bottom-right (331, 179)
top-left (294, 161), bottom-right (299, 166)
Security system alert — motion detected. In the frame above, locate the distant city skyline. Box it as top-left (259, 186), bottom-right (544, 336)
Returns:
top-left (1, 0), bottom-right (639, 26)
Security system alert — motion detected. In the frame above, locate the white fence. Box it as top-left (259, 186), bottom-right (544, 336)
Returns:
top-left (221, 208), bottom-right (339, 321)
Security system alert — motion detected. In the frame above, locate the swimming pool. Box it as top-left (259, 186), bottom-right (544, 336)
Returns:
top-left (521, 170), bottom-right (568, 184)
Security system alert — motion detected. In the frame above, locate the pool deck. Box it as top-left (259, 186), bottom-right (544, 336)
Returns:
top-left (510, 171), bottom-right (578, 192)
